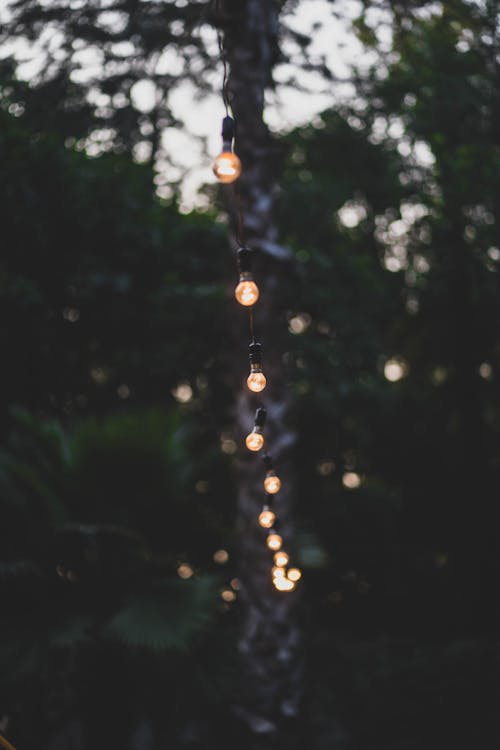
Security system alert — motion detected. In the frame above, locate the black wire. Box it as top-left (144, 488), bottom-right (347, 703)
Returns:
top-left (249, 307), bottom-right (255, 344)
top-left (215, 0), bottom-right (230, 116)
top-left (213, 0), bottom-right (293, 580)
top-left (234, 180), bottom-right (245, 245)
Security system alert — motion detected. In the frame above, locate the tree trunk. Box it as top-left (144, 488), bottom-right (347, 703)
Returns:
top-left (217, 2), bottom-right (303, 748)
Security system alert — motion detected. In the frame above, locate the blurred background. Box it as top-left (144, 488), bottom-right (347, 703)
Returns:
top-left (1, 0), bottom-right (500, 748)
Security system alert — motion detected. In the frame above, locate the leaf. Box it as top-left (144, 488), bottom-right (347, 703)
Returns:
top-left (104, 577), bottom-right (217, 651)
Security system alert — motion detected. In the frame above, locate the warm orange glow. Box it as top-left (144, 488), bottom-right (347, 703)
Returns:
top-left (235, 279), bottom-right (259, 306)
top-left (264, 472), bottom-right (281, 494)
top-left (247, 371), bottom-right (267, 392)
top-left (258, 509), bottom-right (276, 528)
top-left (245, 429), bottom-right (264, 451)
top-left (384, 357), bottom-right (408, 382)
top-left (172, 382), bottom-right (193, 403)
top-left (213, 549), bottom-right (229, 564)
top-left (221, 589), bottom-right (236, 602)
top-left (273, 576), bottom-right (295, 592)
top-left (267, 533), bottom-right (283, 551)
top-left (272, 566), bottom-right (286, 578)
top-left (213, 151), bottom-right (242, 183)
top-left (342, 471), bottom-right (361, 489)
top-left (177, 563), bottom-right (194, 580)
top-left (273, 551), bottom-right (289, 567)
top-left (287, 568), bottom-right (302, 582)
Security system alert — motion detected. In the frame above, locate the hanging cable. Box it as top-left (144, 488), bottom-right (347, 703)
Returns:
top-left (212, 7), bottom-right (301, 591)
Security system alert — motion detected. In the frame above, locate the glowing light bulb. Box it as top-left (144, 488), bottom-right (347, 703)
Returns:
top-left (264, 471), bottom-right (281, 494)
top-left (272, 566), bottom-right (286, 578)
top-left (274, 576), bottom-right (295, 592)
top-left (287, 568), bottom-right (302, 582)
top-left (247, 369), bottom-right (267, 393)
top-left (213, 151), bottom-right (242, 183)
top-left (258, 507), bottom-right (276, 528)
top-left (273, 551), bottom-right (289, 568)
top-left (247, 342), bottom-right (266, 391)
top-left (235, 276), bottom-right (259, 306)
top-left (267, 531), bottom-right (283, 551)
top-left (245, 428), bottom-right (264, 452)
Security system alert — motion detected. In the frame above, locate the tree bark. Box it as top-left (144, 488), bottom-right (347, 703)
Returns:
top-left (217, 2), bottom-right (303, 748)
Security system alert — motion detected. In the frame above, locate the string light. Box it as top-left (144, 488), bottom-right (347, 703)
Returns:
top-left (213, 116), bottom-right (241, 184)
top-left (274, 549), bottom-right (290, 568)
top-left (258, 505), bottom-right (276, 528)
top-left (287, 568), bottom-right (302, 582)
top-left (273, 576), bottom-right (295, 592)
top-left (266, 529), bottom-right (283, 551)
top-left (245, 429), bottom-right (264, 451)
top-left (235, 278), bottom-right (259, 307)
top-left (214, 19), bottom-right (302, 594)
top-left (262, 454), bottom-right (281, 494)
top-left (247, 369), bottom-right (266, 392)
top-left (213, 152), bottom-right (241, 183)
top-left (247, 342), bottom-right (266, 392)
top-left (235, 247), bottom-right (259, 307)
top-left (273, 550), bottom-right (289, 568)
top-left (245, 407), bottom-right (266, 452)
top-left (264, 470), bottom-right (281, 494)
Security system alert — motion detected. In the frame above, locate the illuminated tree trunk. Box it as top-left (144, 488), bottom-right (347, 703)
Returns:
top-left (218, 2), bottom-right (303, 747)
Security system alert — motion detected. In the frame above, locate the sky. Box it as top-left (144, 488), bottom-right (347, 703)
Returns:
top-left (159, 0), bottom-right (374, 207)
top-left (0, 0), bottom-right (388, 207)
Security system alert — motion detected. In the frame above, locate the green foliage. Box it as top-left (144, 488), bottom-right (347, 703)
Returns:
top-left (0, 406), bottom-right (226, 678)
top-left (105, 577), bottom-right (218, 651)
top-left (2, 1), bottom-right (500, 747)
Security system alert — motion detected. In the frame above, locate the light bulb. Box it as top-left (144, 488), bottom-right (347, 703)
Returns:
top-left (264, 471), bottom-right (281, 494)
top-left (273, 551), bottom-right (289, 568)
top-left (287, 568), bottom-right (302, 582)
top-left (274, 576), bottom-right (295, 592)
top-left (266, 532), bottom-right (283, 551)
top-left (213, 151), bottom-right (242, 184)
top-left (247, 369), bottom-right (267, 393)
top-left (272, 566), bottom-right (286, 578)
top-left (235, 276), bottom-right (259, 307)
top-left (258, 508), bottom-right (276, 528)
top-left (245, 428), bottom-right (264, 452)
top-left (247, 342), bottom-right (266, 392)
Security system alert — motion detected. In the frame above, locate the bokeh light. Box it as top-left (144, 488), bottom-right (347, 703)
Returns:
top-left (342, 471), bottom-right (361, 489)
top-left (172, 382), bottom-right (193, 403)
top-left (273, 576), bottom-right (295, 592)
top-left (273, 551), bottom-right (289, 567)
top-left (287, 568), bottom-right (302, 582)
top-left (384, 358), bottom-right (408, 382)
top-left (213, 549), bottom-right (229, 565)
top-left (288, 312), bottom-right (312, 334)
top-left (177, 563), bottom-right (194, 579)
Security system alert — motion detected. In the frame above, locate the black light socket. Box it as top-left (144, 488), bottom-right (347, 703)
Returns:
top-left (262, 453), bottom-right (274, 470)
top-left (249, 342), bottom-right (262, 363)
top-left (237, 246), bottom-right (253, 273)
top-left (254, 407), bottom-right (266, 428)
top-left (221, 115), bottom-right (235, 142)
